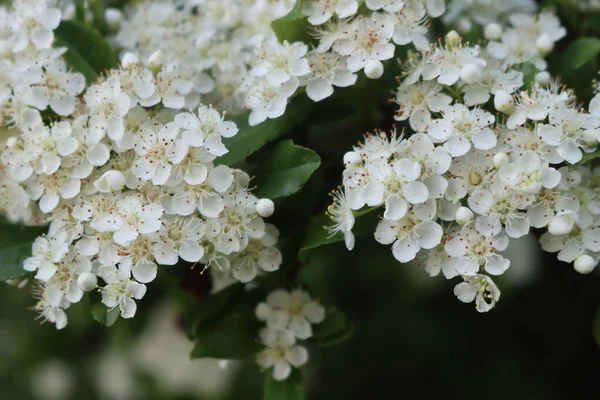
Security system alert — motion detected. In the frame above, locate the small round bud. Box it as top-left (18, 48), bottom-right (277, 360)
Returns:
top-left (104, 8), bottom-right (123, 31)
top-left (455, 207), bottom-right (474, 225)
top-left (121, 52), bottom-right (139, 68)
top-left (255, 302), bottom-right (271, 320)
top-left (574, 255), bottom-right (596, 274)
top-left (536, 33), bottom-right (553, 54)
top-left (493, 152), bottom-right (509, 168)
top-left (460, 64), bottom-right (482, 84)
top-left (77, 272), bottom-right (98, 292)
top-left (445, 30), bottom-right (461, 47)
top-left (494, 90), bottom-right (514, 114)
top-left (256, 198), bottom-right (275, 218)
top-left (535, 71), bottom-right (551, 84)
top-left (94, 170), bottom-right (126, 193)
top-left (548, 214), bottom-right (574, 236)
top-left (484, 23), bottom-right (502, 40)
top-left (343, 151), bottom-right (361, 165)
top-left (149, 50), bottom-right (166, 70)
top-left (364, 60), bottom-right (384, 80)
top-left (6, 136), bottom-right (17, 147)
top-left (456, 18), bottom-right (472, 34)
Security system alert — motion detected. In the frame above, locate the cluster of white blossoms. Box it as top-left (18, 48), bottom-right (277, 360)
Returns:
top-left (328, 21), bottom-right (600, 312)
top-left (255, 289), bottom-right (325, 381)
top-left (0, 1), bottom-right (284, 329)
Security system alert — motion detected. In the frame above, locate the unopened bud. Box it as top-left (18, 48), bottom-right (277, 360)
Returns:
top-left (536, 33), bottom-right (553, 55)
top-left (484, 23), bottom-right (502, 40)
top-left (121, 52), bottom-right (139, 69)
top-left (548, 213), bottom-right (574, 236)
top-left (149, 50), bottom-right (166, 70)
top-left (455, 207), bottom-right (474, 225)
top-left (343, 151), bottom-right (361, 165)
top-left (460, 64), bottom-right (482, 84)
top-left (574, 255), bottom-right (596, 274)
top-left (494, 90), bottom-right (514, 114)
top-left (105, 8), bottom-right (123, 31)
top-left (493, 152), bottom-right (509, 168)
top-left (256, 198), bottom-right (275, 218)
top-left (78, 272), bottom-right (98, 292)
top-left (364, 60), bottom-right (384, 80)
top-left (445, 30), bottom-right (461, 48)
top-left (94, 170), bottom-right (126, 193)
top-left (456, 18), bottom-right (472, 34)
top-left (535, 71), bottom-right (551, 84)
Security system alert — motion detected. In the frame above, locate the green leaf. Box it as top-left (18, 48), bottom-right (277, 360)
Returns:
top-left (191, 290), bottom-right (264, 359)
top-left (298, 207), bottom-right (379, 263)
top-left (184, 284), bottom-right (244, 338)
top-left (560, 37), bottom-right (600, 71)
top-left (270, 1), bottom-right (310, 44)
top-left (91, 296), bottom-right (119, 327)
top-left (513, 62), bottom-right (537, 91)
top-left (311, 305), bottom-right (354, 347)
top-left (0, 224), bottom-right (47, 282)
top-left (74, 0), bottom-right (85, 22)
top-left (217, 97), bottom-right (313, 166)
top-left (54, 20), bottom-right (117, 84)
top-left (263, 369), bottom-right (305, 400)
top-left (253, 140), bottom-right (321, 199)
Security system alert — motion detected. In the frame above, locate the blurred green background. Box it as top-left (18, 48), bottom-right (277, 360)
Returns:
top-left (1, 231), bottom-right (598, 400)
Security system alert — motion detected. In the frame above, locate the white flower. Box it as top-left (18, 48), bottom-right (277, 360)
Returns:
top-left (375, 200), bottom-right (443, 262)
top-left (255, 289), bottom-right (325, 340)
top-left (154, 63), bottom-right (194, 109)
top-left (300, 51), bottom-right (357, 102)
top-left (428, 104), bottom-right (496, 157)
top-left (256, 329), bottom-right (308, 381)
top-left (23, 57), bottom-right (85, 116)
top-left (326, 189), bottom-right (356, 251)
top-left (153, 215), bottom-right (205, 265)
top-left (444, 224), bottom-right (510, 276)
top-left (229, 224), bottom-right (282, 282)
top-left (394, 81), bottom-right (452, 132)
top-left (171, 164), bottom-right (233, 217)
top-left (468, 181), bottom-right (533, 238)
top-left (336, 13), bottom-right (395, 73)
top-left (85, 77), bottom-right (131, 141)
top-left (101, 278), bottom-right (147, 319)
top-left (10, 1), bottom-right (62, 52)
top-left (445, 150), bottom-right (494, 202)
top-left (94, 170), bottom-right (126, 193)
top-left (246, 77), bottom-right (299, 126)
top-left (252, 41), bottom-right (310, 87)
top-left (132, 122), bottom-right (187, 185)
top-left (303, 0), bottom-right (358, 25)
top-left (174, 106), bottom-right (237, 156)
top-left (391, 0), bottom-right (429, 51)
top-left (23, 231), bottom-right (69, 281)
top-left (454, 274), bottom-right (500, 312)
top-left (498, 150), bottom-right (561, 194)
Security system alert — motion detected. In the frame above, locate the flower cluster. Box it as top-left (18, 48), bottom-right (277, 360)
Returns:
top-left (328, 20), bottom-right (600, 312)
top-left (0, 1), bottom-right (283, 329)
top-left (255, 289), bottom-right (325, 381)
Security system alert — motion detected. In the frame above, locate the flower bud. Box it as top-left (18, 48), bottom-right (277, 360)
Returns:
top-left (460, 64), bottom-right (482, 84)
top-left (94, 170), bottom-right (126, 193)
top-left (536, 33), bottom-right (553, 55)
top-left (121, 52), bottom-right (139, 68)
top-left (78, 272), bottom-right (98, 292)
top-left (256, 198), bottom-right (275, 218)
top-left (445, 30), bottom-right (461, 48)
top-left (6, 136), bottom-right (17, 147)
top-left (364, 60), bottom-right (384, 80)
top-left (548, 213), bottom-right (574, 236)
top-left (149, 50), bottom-right (166, 70)
top-left (535, 71), bottom-right (551, 84)
top-left (494, 90), bottom-right (514, 114)
top-left (343, 151), bottom-right (361, 165)
top-left (456, 18), bottom-right (472, 34)
top-left (574, 255), bottom-right (596, 275)
top-left (455, 207), bottom-right (474, 225)
top-left (105, 8), bottom-right (123, 31)
top-left (255, 302), bottom-right (271, 320)
top-left (493, 152), bottom-right (509, 168)
top-left (484, 23), bottom-right (502, 40)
